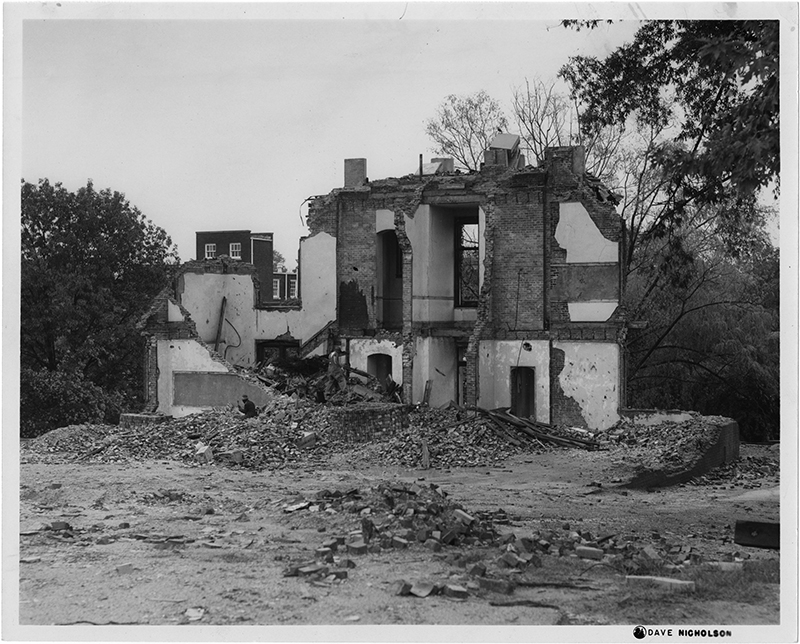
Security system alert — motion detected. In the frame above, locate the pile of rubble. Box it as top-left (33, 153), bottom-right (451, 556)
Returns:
top-left (279, 480), bottom-right (745, 598)
top-left (690, 451), bottom-right (780, 487)
top-left (600, 415), bottom-right (726, 475)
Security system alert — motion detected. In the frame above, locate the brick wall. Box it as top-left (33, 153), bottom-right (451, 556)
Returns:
top-left (489, 192), bottom-right (545, 333)
top-left (326, 403), bottom-right (408, 443)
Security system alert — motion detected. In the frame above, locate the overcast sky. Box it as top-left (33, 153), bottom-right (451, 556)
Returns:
top-left (16, 3), bottom-right (792, 267)
top-left (18, 4), bottom-right (649, 267)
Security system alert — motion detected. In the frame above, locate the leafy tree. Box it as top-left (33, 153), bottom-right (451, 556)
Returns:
top-left (425, 91), bottom-right (508, 171)
top-left (273, 249), bottom-right (287, 273)
top-left (21, 178), bottom-right (179, 435)
top-left (560, 20), bottom-right (779, 224)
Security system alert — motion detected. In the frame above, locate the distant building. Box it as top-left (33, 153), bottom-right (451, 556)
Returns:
top-left (272, 272), bottom-right (299, 300)
top-left (195, 230), bottom-right (274, 302)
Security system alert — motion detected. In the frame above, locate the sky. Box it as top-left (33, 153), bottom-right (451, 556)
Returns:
top-left (14, 3), bottom-right (793, 267)
top-left (17, 3), bottom-right (651, 268)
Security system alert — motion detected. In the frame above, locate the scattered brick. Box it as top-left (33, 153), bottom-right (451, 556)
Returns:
top-left (393, 580), bottom-right (412, 596)
top-left (478, 577), bottom-right (515, 594)
top-left (443, 584), bottom-right (469, 600)
top-left (576, 546), bottom-right (605, 560)
top-left (453, 509), bottom-right (475, 525)
top-left (391, 536), bottom-right (409, 549)
top-left (424, 539), bottom-right (442, 552)
top-left (410, 581), bottom-right (435, 598)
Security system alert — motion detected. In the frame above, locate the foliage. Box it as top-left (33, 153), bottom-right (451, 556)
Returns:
top-left (21, 178), bottom-right (179, 434)
top-left (560, 20), bottom-right (779, 222)
top-left (624, 200), bottom-right (779, 440)
top-left (273, 249), bottom-right (287, 273)
top-left (425, 91), bottom-right (508, 171)
top-left (20, 367), bottom-right (125, 438)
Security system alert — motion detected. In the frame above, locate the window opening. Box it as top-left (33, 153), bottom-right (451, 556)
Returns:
top-left (229, 242), bottom-right (242, 259)
top-left (288, 278), bottom-right (297, 299)
top-left (456, 220), bottom-right (479, 307)
top-left (273, 278), bottom-right (281, 299)
top-left (204, 243), bottom-right (216, 260)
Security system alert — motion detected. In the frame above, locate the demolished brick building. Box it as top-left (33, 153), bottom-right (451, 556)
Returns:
top-left (141, 137), bottom-right (628, 430)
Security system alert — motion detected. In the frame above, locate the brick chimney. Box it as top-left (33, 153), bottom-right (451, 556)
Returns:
top-left (344, 158), bottom-right (367, 187)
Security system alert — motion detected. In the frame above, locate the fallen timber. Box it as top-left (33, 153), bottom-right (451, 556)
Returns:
top-left (474, 407), bottom-right (601, 451)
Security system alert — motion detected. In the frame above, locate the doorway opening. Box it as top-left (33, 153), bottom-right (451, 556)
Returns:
top-left (510, 367), bottom-right (536, 419)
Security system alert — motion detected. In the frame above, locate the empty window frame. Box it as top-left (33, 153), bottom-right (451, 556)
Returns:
top-left (229, 242), bottom-right (242, 259)
top-left (204, 243), bottom-right (216, 259)
top-left (455, 218), bottom-right (480, 307)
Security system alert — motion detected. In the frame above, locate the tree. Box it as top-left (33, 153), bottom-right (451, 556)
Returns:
top-left (425, 91), bottom-right (508, 171)
top-left (511, 76), bottom-right (625, 181)
top-left (560, 20), bottom-right (779, 224)
top-left (21, 178), bottom-right (179, 435)
top-left (273, 250), bottom-right (287, 273)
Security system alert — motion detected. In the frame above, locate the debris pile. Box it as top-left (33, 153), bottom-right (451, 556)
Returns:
top-left (600, 416), bottom-right (726, 475)
top-left (690, 452), bottom-right (780, 487)
top-left (278, 481), bottom-right (738, 599)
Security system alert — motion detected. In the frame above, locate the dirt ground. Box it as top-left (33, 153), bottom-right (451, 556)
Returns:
top-left (15, 443), bottom-right (780, 631)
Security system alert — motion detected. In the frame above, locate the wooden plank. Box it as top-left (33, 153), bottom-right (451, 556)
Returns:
top-left (734, 520), bottom-right (780, 550)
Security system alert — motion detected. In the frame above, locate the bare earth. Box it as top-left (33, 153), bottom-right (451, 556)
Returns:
top-left (16, 444), bottom-right (779, 630)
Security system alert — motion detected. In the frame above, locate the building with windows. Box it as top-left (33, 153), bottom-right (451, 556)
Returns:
top-left (272, 272), bottom-right (299, 300)
top-left (143, 137), bottom-right (628, 429)
top-left (195, 230), bottom-right (274, 303)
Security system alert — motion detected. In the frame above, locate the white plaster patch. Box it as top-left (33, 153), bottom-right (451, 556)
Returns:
top-left (167, 300), bottom-right (185, 322)
top-left (555, 342), bottom-right (619, 430)
top-left (376, 209), bottom-right (395, 233)
top-left (556, 202), bottom-right (618, 263)
top-left (567, 302), bottom-right (618, 322)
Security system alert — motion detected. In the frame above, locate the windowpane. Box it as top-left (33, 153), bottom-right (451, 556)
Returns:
top-left (229, 242), bottom-right (241, 259)
top-left (273, 279), bottom-right (281, 299)
top-left (457, 222), bottom-right (479, 306)
top-left (204, 243), bottom-right (216, 259)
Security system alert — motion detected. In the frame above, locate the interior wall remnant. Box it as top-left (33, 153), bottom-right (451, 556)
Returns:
top-left (413, 336), bottom-right (458, 407)
top-left (156, 338), bottom-right (229, 417)
top-left (477, 339), bottom-right (550, 424)
top-left (348, 338), bottom-right (403, 385)
top-left (552, 341), bottom-right (620, 430)
top-left (554, 202), bottom-right (618, 263)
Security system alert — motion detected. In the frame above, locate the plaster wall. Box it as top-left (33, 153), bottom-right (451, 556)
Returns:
top-left (406, 205), bottom-right (459, 323)
top-left (553, 341), bottom-right (620, 430)
top-left (555, 202), bottom-right (618, 263)
top-left (567, 302), bottom-right (619, 322)
top-left (156, 338), bottom-right (228, 417)
top-left (376, 209), bottom-right (395, 233)
top-left (477, 340), bottom-right (551, 424)
top-left (413, 337), bottom-right (458, 407)
top-left (254, 231), bottom-right (337, 343)
top-left (167, 300), bottom-right (184, 322)
top-left (348, 339), bottom-right (404, 385)
top-left (179, 273), bottom-right (257, 367)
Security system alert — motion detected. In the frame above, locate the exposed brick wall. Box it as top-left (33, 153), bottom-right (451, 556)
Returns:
top-left (489, 191), bottom-right (545, 333)
top-left (326, 403), bottom-right (408, 443)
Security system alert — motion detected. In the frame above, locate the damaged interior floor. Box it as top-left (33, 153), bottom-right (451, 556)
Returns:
top-left (17, 444), bottom-right (780, 628)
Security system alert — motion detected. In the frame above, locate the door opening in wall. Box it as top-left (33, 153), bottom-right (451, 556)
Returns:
top-left (376, 231), bottom-right (403, 329)
top-left (510, 367), bottom-right (536, 419)
top-left (457, 342), bottom-right (468, 407)
top-left (367, 353), bottom-right (393, 388)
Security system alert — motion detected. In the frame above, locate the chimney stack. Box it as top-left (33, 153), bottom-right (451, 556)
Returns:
top-left (344, 158), bottom-right (367, 187)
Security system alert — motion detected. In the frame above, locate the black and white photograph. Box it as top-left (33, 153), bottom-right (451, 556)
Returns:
top-left (3, 2), bottom-right (797, 642)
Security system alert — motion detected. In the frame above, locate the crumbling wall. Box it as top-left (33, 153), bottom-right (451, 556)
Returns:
top-left (489, 179), bottom-right (547, 334)
top-left (477, 339), bottom-right (550, 424)
top-left (551, 341), bottom-right (620, 430)
top-left (348, 338), bottom-right (403, 385)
